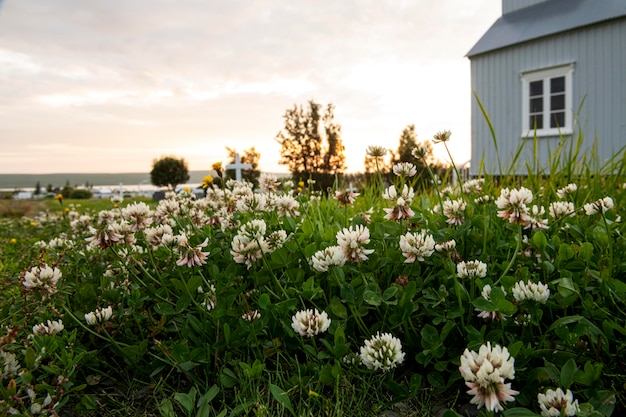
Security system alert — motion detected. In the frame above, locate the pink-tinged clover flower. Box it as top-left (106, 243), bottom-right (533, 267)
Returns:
top-left (336, 225), bottom-right (374, 263)
top-left (291, 309), bottom-right (331, 337)
top-left (359, 332), bottom-right (405, 371)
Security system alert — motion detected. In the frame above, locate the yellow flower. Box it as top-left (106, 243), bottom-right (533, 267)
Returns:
top-left (202, 174), bottom-right (214, 188)
top-left (10, 238), bottom-right (17, 244)
top-left (212, 162), bottom-right (222, 171)
top-left (298, 181), bottom-right (305, 188)
top-left (183, 187), bottom-right (191, 193)
top-left (55, 193), bottom-right (63, 200)
top-left (65, 207), bottom-right (70, 212)
top-left (30, 221), bottom-right (37, 227)
top-left (297, 187), bottom-right (303, 193)
top-left (113, 203), bottom-right (119, 209)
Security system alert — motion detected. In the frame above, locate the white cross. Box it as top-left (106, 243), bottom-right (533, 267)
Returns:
top-left (225, 153), bottom-right (252, 181)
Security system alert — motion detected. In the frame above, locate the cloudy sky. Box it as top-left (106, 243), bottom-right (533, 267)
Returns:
top-left (0, 0), bottom-right (500, 174)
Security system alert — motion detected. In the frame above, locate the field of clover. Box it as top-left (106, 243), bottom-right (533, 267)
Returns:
top-left (1, 146), bottom-right (626, 417)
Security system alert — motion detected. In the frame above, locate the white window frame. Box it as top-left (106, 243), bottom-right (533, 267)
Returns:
top-left (521, 63), bottom-right (574, 137)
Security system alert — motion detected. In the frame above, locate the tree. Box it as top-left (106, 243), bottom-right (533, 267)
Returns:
top-left (275, 100), bottom-right (347, 189)
top-left (226, 146), bottom-right (261, 187)
top-left (150, 156), bottom-right (190, 190)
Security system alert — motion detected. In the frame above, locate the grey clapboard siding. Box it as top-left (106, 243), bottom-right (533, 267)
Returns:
top-left (469, 15), bottom-right (626, 176)
top-left (503, 0), bottom-right (548, 15)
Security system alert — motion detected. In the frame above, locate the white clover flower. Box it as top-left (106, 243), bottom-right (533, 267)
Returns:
top-left (199, 284), bottom-right (217, 311)
top-left (23, 265), bottom-right (62, 295)
top-left (462, 179), bottom-right (484, 194)
top-left (538, 388), bottom-right (580, 417)
top-left (266, 230), bottom-right (288, 252)
top-left (382, 184), bottom-right (415, 221)
top-left (335, 190), bottom-right (360, 206)
top-left (495, 187), bottom-right (533, 226)
top-left (336, 225), bottom-right (374, 263)
top-left (527, 205), bottom-right (549, 230)
top-left (474, 195), bottom-right (492, 204)
top-left (84, 306), bottom-right (113, 326)
top-left (144, 224), bottom-right (174, 248)
top-left (392, 162), bottom-right (417, 177)
top-left (459, 342), bottom-right (518, 412)
top-left (512, 280), bottom-right (550, 304)
top-left (239, 219), bottom-right (267, 240)
top-left (176, 238), bottom-right (209, 268)
top-left (435, 239), bottom-right (457, 253)
top-left (584, 196), bottom-right (613, 215)
top-left (32, 320), bottom-right (64, 336)
top-left (366, 145), bottom-right (387, 158)
top-left (476, 285), bottom-right (507, 321)
top-left (549, 201), bottom-right (576, 219)
top-left (399, 230), bottom-right (435, 263)
top-left (359, 332), bottom-right (405, 371)
top-left (556, 183), bottom-right (578, 199)
top-left (121, 201), bottom-right (153, 231)
top-left (0, 350), bottom-right (20, 380)
top-left (242, 310), bottom-right (261, 322)
top-left (230, 234), bottom-right (268, 269)
top-left (310, 246), bottom-right (347, 272)
top-left (291, 309), bottom-right (331, 337)
top-left (457, 260), bottom-right (487, 279)
top-left (259, 173), bottom-right (279, 192)
top-left (443, 198), bottom-right (466, 226)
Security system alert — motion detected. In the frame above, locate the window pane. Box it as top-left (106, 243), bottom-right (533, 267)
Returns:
top-left (530, 80), bottom-right (543, 96)
top-left (551, 76), bottom-right (565, 93)
top-left (530, 97), bottom-right (543, 112)
top-left (530, 114), bottom-right (543, 130)
top-left (551, 94), bottom-right (565, 111)
top-left (551, 112), bottom-right (565, 128)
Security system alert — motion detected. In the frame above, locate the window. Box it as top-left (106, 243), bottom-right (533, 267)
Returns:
top-left (521, 64), bottom-right (573, 137)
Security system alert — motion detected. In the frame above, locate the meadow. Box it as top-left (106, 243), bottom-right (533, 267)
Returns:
top-left (1, 141), bottom-right (625, 417)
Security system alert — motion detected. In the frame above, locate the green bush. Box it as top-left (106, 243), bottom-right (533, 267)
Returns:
top-left (68, 189), bottom-right (92, 199)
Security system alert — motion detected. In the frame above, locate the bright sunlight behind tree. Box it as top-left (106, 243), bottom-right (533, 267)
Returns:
top-left (150, 156), bottom-right (190, 190)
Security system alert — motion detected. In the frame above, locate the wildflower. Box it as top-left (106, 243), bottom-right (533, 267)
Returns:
top-left (435, 239), bottom-right (456, 253)
top-left (359, 332), bottom-right (405, 371)
top-left (366, 145), bottom-right (387, 158)
top-left (433, 129), bottom-right (452, 143)
top-left (121, 202), bottom-right (153, 231)
top-left (0, 350), bottom-right (20, 380)
top-left (9, 238), bottom-right (16, 244)
top-left (463, 179), bottom-right (484, 194)
top-left (32, 320), bottom-right (64, 336)
top-left (512, 280), bottom-right (550, 304)
top-left (443, 198), bottom-right (466, 226)
top-left (556, 183), bottom-right (578, 199)
top-left (266, 230), bottom-right (288, 252)
top-left (495, 187), bottom-right (533, 226)
top-left (259, 173), bottom-right (279, 192)
top-left (335, 190), bottom-right (360, 206)
top-left (583, 196), bottom-right (613, 215)
top-left (411, 144), bottom-right (430, 159)
top-left (399, 230), bottom-right (435, 263)
top-left (351, 208), bottom-right (374, 224)
top-left (176, 238), bottom-right (209, 267)
top-left (310, 246), bottom-right (347, 272)
top-left (537, 388), bottom-right (580, 417)
top-left (392, 162), bottom-right (417, 177)
top-left (85, 224), bottom-right (124, 248)
top-left (231, 235), bottom-right (268, 268)
top-left (110, 195), bottom-right (123, 205)
top-left (212, 162), bottom-right (223, 177)
top-left (198, 284), bottom-right (217, 310)
top-left (526, 205), bottom-right (549, 230)
top-left (236, 192), bottom-right (267, 212)
top-left (242, 310), bottom-right (261, 322)
top-left (84, 306), bottom-right (113, 325)
top-left (549, 201), bottom-right (575, 219)
top-left (476, 285), bottom-right (507, 321)
top-left (291, 309), bottom-right (331, 337)
top-left (23, 265), bottom-right (62, 294)
top-left (382, 185), bottom-right (415, 221)
top-left (144, 224), bottom-right (174, 248)
top-left (273, 195), bottom-right (300, 217)
top-left (459, 342), bottom-right (518, 412)
top-left (336, 225), bottom-right (374, 263)
top-left (457, 260), bottom-right (487, 279)
top-left (201, 174), bottom-right (214, 189)
top-left (474, 195), bottom-right (492, 204)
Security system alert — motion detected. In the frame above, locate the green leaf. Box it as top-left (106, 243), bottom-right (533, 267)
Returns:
top-left (363, 289), bottom-right (381, 306)
top-left (258, 293), bottom-right (270, 310)
top-left (502, 408), bottom-right (541, 416)
top-left (269, 384), bottom-right (295, 415)
top-left (197, 385), bottom-right (219, 416)
top-left (158, 399), bottom-right (175, 417)
top-left (154, 302), bottom-right (176, 315)
top-left (532, 231), bottom-right (547, 252)
top-left (328, 297), bottom-right (348, 319)
top-left (174, 387), bottom-right (196, 415)
top-left (560, 358), bottom-right (577, 389)
top-left (421, 324), bottom-right (439, 349)
top-left (558, 244), bottom-right (575, 261)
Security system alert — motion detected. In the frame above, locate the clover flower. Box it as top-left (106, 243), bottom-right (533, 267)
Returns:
top-left (23, 265), bottom-right (61, 295)
top-left (310, 246), bottom-right (347, 272)
top-left (476, 285), bottom-right (507, 321)
top-left (291, 309), bottom-right (331, 337)
top-left (583, 196), bottom-right (613, 215)
top-left (435, 239), bottom-right (457, 253)
top-left (231, 234), bottom-right (268, 269)
top-left (266, 230), bottom-right (288, 252)
top-left (259, 173), bottom-right (279, 192)
top-left (32, 320), bottom-right (64, 336)
top-left (0, 350), bottom-right (20, 380)
top-left (512, 280), bottom-right (550, 304)
top-left (176, 237), bottom-right (209, 267)
top-left (526, 205), bottom-right (549, 230)
top-left (443, 198), bottom-right (466, 226)
top-left (85, 306), bottom-right (113, 326)
top-left (366, 145), bottom-right (387, 158)
top-left (359, 332), bottom-right (405, 371)
top-left (121, 201), bottom-right (153, 231)
top-left (336, 225), bottom-right (374, 263)
top-left (556, 183), bottom-right (578, 199)
top-left (457, 260), bottom-right (487, 279)
top-left (549, 201), bottom-right (576, 219)
top-left (537, 388), bottom-right (580, 417)
top-left (411, 144), bottom-right (430, 159)
top-left (433, 129), bottom-right (452, 143)
top-left (273, 195), bottom-right (300, 217)
top-left (462, 179), bottom-right (484, 194)
top-left (198, 284), bottom-right (217, 311)
top-left (459, 342), bottom-right (518, 412)
top-left (495, 187), bottom-right (533, 226)
top-left (236, 193), bottom-right (268, 213)
top-left (242, 310), bottom-right (261, 322)
top-left (382, 185), bottom-right (415, 221)
top-left (335, 190), bottom-right (360, 206)
top-left (399, 230), bottom-right (435, 263)
top-left (392, 162), bottom-right (417, 177)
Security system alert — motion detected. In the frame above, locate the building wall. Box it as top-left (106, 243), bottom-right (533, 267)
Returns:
top-left (502, 0), bottom-right (549, 15)
top-left (470, 19), bottom-right (626, 176)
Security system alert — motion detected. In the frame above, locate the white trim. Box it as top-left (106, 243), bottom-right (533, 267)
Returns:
top-left (521, 64), bottom-right (574, 137)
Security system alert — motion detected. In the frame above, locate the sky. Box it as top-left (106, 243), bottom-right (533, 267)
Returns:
top-left (0, 0), bottom-right (501, 174)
